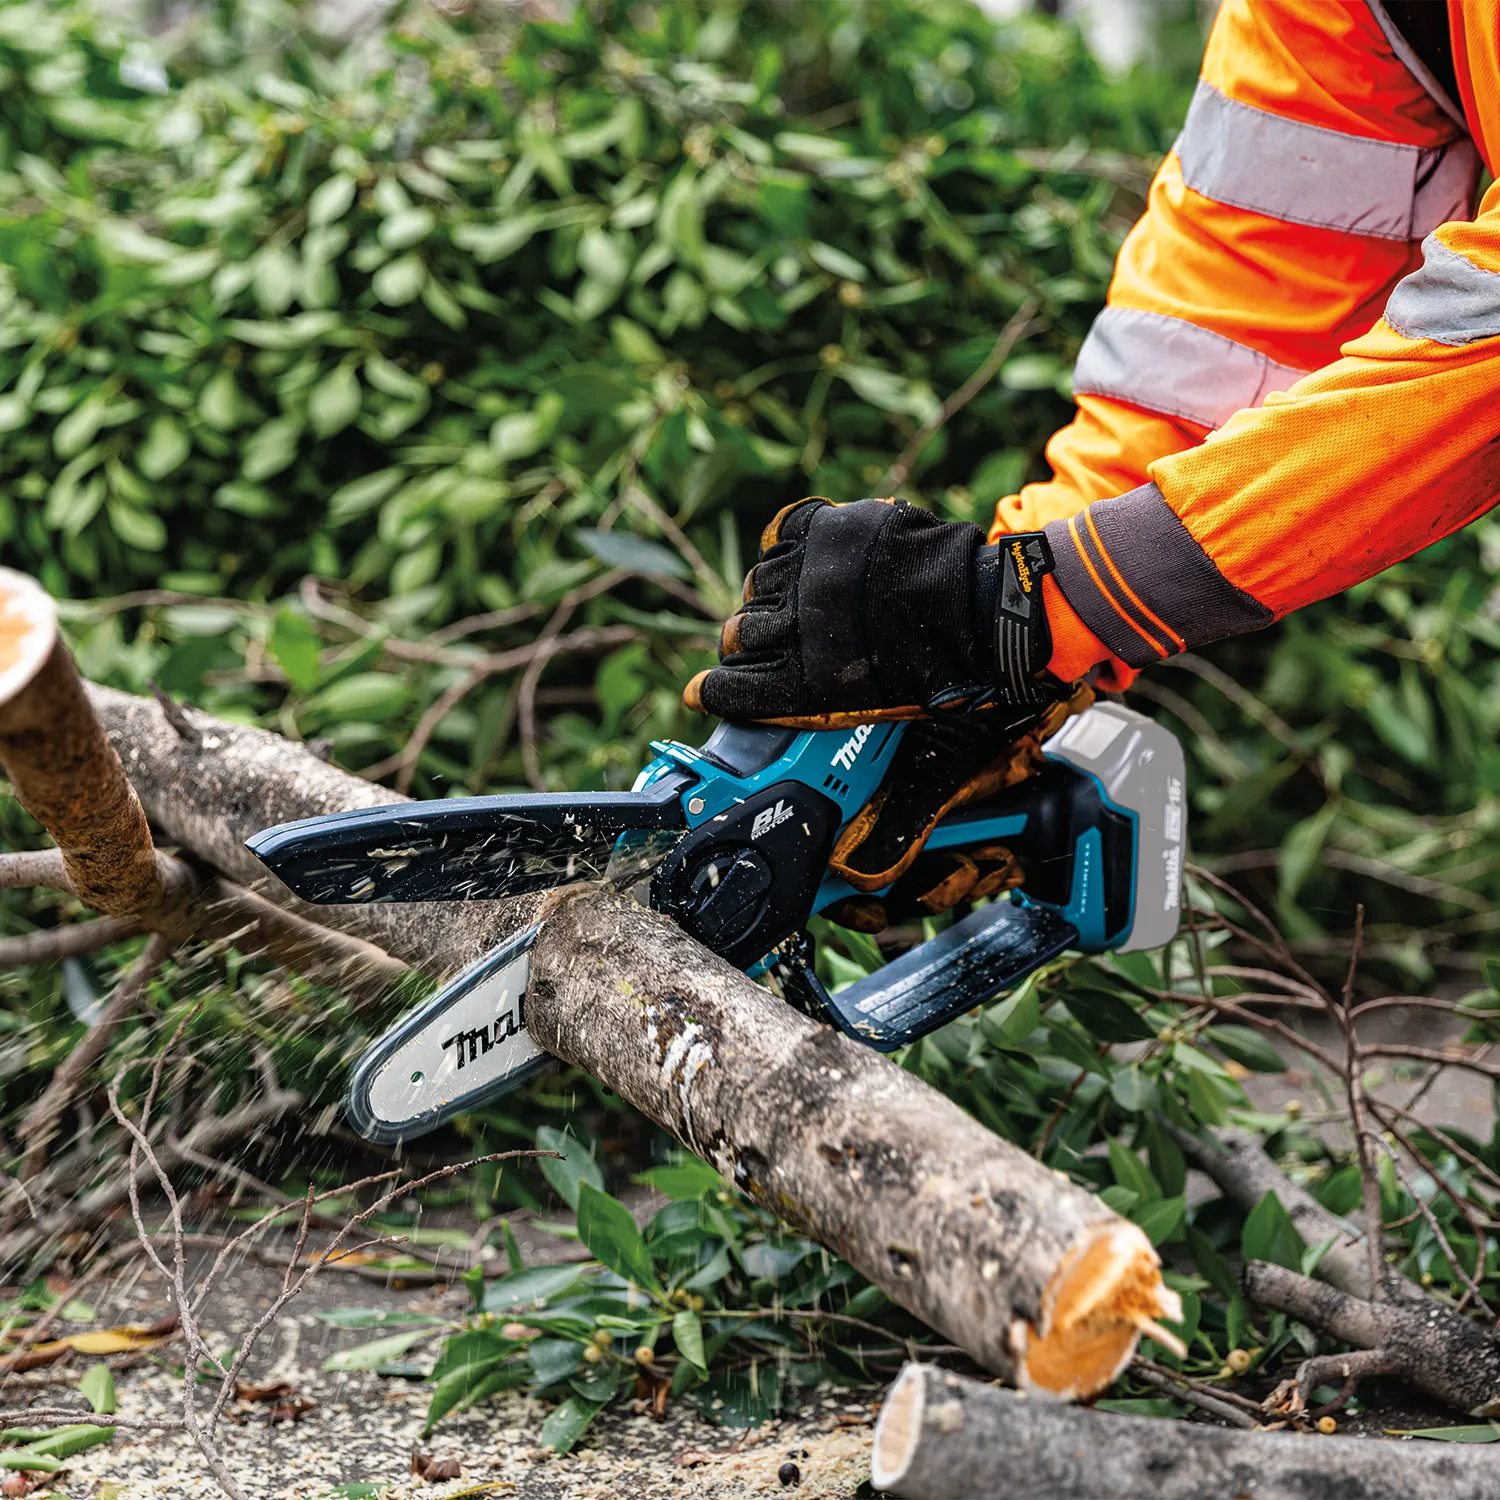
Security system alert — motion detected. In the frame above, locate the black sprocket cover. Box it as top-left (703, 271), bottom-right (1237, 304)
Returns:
top-left (652, 782), bottom-right (840, 970)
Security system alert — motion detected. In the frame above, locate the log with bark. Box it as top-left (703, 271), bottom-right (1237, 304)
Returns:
top-left (1180, 1126), bottom-right (1500, 1417)
top-left (871, 1362), bottom-right (1500, 1500)
top-left (0, 568), bottom-right (1183, 1398)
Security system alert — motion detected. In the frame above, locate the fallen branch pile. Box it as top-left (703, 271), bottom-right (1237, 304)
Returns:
top-left (0, 566), bottom-right (1183, 1400)
top-left (871, 1363), bottom-right (1500, 1500)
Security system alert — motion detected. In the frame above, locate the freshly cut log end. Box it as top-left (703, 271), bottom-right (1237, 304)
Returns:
top-left (871, 1362), bottom-right (926, 1494)
top-left (1013, 1220), bottom-right (1182, 1399)
top-left (0, 569), bottom-right (57, 709)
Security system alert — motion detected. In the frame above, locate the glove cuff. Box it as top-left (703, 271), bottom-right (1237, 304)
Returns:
top-left (928, 533), bottom-right (1064, 715)
top-left (993, 532), bottom-right (1059, 709)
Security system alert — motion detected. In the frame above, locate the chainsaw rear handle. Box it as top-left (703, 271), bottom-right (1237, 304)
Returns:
top-left (769, 899), bottom-right (1079, 1052)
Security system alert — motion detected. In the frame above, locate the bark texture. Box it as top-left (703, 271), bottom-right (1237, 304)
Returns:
top-left (1182, 1126), bottom-right (1500, 1415)
top-left (530, 890), bottom-right (1178, 1391)
top-left (1245, 1260), bottom-right (1500, 1416)
top-left (0, 575), bottom-right (156, 913)
top-left (871, 1362), bottom-right (1500, 1500)
top-left (90, 684), bottom-right (519, 977)
top-left (89, 681), bottom-right (1177, 1396)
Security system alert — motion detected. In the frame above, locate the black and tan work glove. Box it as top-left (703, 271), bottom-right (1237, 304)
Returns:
top-left (684, 496), bottom-right (1091, 917)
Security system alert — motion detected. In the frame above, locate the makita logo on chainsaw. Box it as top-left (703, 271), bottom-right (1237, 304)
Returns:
top-left (442, 1002), bottom-right (525, 1071)
top-left (831, 724), bottom-right (874, 772)
top-left (750, 799), bottom-right (794, 839)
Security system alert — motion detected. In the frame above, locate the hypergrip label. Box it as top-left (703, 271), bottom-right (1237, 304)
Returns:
top-left (1010, 540), bottom-right (1033, 593)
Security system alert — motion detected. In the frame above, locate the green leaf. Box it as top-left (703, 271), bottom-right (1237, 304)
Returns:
top-left (307, 673), bottom-right (412, 722)
top-left (1109, 1065), bottom-right (1158, 1113)
top-left (242, 417), bottom-right (303, 481)
top-left (980, 980), bottom-right (1039, 1048)
top-left (1385, 1424), bottom-right (1500, 1443)
top-left (481, 1262), bottom-right (588, 1314)
top-left (314, 1308), bottom-right (445, 1330)
top-left (1131, 1195), bottom-right (1185, 1246)
top-left (107, 501), bottom-right (167, 552)
top-left (53, 395), bottom-right (106, 459)
top-left (372, 253), bottom-right (427, 306)
top-left (198, 369), bottom-right (242, 431)
top-left (268, 609), bottom-right (322, 695)
top-left (79, 1364), bottom-right (116, 1415)
top-left (672, 1308), bottom-right (706, 1371)
top-left (1187, 1226), bottom-right (1239, 1303)
top-left (452, 216), bottom-right (543, 264)
top-left (1107, 1138), bottom-right (1159, 1203)
top-left (328, 467), bottom-right (405, 525)
top-left (636, 1159), bottom-right (723, 1201)
top-left (527, 1338), bottom-right (583, 1388)
top-left (379, 207), bottom-right (436, 251)
top-left (307, 173), bottom-right (356, 226)
top-left (807, 242), bottom-right (865, 280)
top-left (693, 1362), bottom-right (784, 1428)
top-left (1064, 987), bottom-right (1156, 1043)
top-left (307, 364), bottom-right (362, 437)
top-left (1279, 803), bottom-right (1337, 902)
top-left (539, 1394), bottom-right (608, 1455)
top-left (537, 1126), bottom-right (604, 1212)
top-left (137, 415), bottom-right (190, 480)
top-left (1183, 1067), bottom-right (1230, 1126)
top-left (20, 1424), bottom-right (115, 1459)
top-left (1242, 1191), bottom-right (1306, 1272)
top-left (1205, 1025), bottom-right (1286, 1074)
top-left (322, 1327), bottom-right (435, 1372)
top-left (576, 529), bottom-right (691, 580)
top-left (575, 1181), bottom-right (661, 1294)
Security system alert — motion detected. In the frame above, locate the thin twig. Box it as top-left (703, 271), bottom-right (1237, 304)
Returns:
top-left (877, 298), bottom-right (1040, 495)
top-left (0, 850), bottom-right (72, 891)
top-left (20, 933), bottom-right (173, 1181)
top-left (1129, 1361), bottom-right (1257, 1429)
top-left (0, 916), bottom-right (142, 966)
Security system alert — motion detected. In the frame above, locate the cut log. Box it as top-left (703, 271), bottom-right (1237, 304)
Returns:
top-left (87, 675), bottom-right (1181, 1396)
top-left (0, 571), bottom-right (403, 1007)
top-left (530, 888), bottom-right (1181, 1393)
top-left (871, 1362), bottom-right (1500, 1500)
top-left (0, 568), bottom-right (157, 913)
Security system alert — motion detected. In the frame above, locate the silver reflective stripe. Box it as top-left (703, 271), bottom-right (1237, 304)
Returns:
top-left (1385, 234), bottom-right (1500, 346)
top-left (1175, 80), bottom-right (1478, 241)
top-left (1072, 306), bottom-right (1310, 429)
top-left (1366, 0), bottom-right (1468, 131)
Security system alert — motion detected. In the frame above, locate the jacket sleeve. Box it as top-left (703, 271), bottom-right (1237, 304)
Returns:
top-left (986, 0), bottom-right (1481, 687)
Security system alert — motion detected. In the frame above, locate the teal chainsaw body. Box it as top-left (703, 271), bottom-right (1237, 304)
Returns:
top-left (247, 702), bottom-right (1184, 1142)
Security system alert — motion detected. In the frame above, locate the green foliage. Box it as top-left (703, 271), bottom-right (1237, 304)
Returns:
top-left (409, 1132), bottom-right (941, 1448)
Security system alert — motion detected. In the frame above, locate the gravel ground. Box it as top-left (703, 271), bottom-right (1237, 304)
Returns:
top-left (12, 1213), bottom-right (878, 1500)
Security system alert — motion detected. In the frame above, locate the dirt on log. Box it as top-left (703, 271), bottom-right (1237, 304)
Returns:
top-left (84, 667), bottom-right (1181, 1397)
top-left (871, 1362), bottom-right (1500, 1500)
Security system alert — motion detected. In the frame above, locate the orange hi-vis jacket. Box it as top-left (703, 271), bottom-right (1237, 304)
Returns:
top-left (991, 0), bottom-right (1500, 692)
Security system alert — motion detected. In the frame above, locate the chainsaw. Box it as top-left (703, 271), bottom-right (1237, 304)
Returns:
top-left (247, 701), bottom-right (1184, 1143)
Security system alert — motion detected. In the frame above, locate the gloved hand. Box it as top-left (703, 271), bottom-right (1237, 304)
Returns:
top-left (684, 496), bottom-right (1067, 724)
top-left (685, 495), bottom-right (1092, 902)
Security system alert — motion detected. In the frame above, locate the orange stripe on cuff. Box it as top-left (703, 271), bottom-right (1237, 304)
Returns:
top-left (1083, 509), bottom-right (1188, 654)
top-left (1066, 515), bottom-right (1173, 661)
